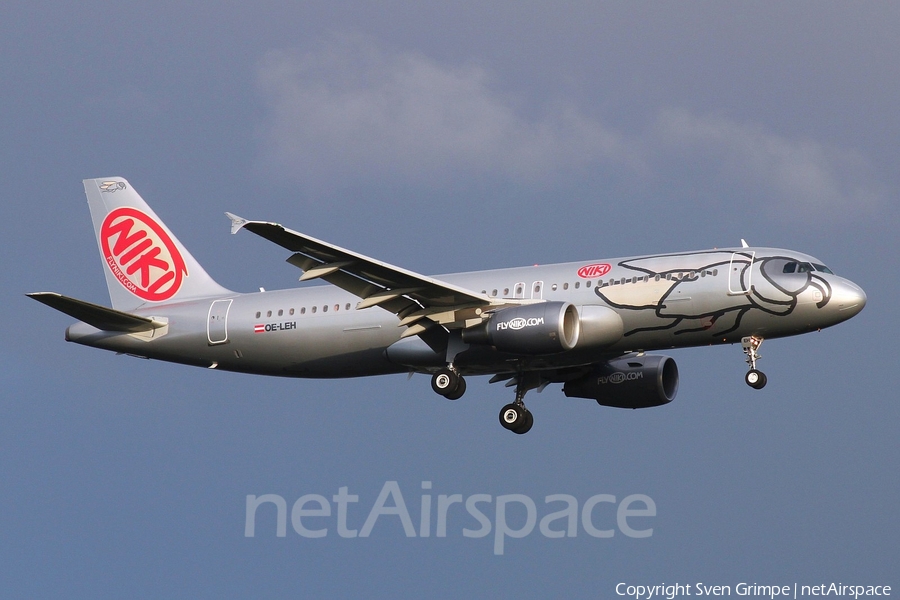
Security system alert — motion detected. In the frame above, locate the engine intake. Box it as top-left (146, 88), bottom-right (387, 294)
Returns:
top-left (563, 354), bottom-right (678, 408)
top-left (462, 302), bottom-right (580, 355)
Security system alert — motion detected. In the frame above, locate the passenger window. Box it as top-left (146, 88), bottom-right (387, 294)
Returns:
top-left (278, 309), bottom-right (283, 316)
top-left (491, 289), bottom-right (498, 297)
top-left (289, 308), bottom-right (294, 315)
top-left (311, 306), bottom-right (317, 314)
top-left (301, 307), bottom-right (306, 315)
top-left (575, 282), bottom-right (580, 289)
top-left (334, 304), bottom-right (340, 312)
top-left (516, 286), bottom-right (523, 295)
top-left (563, 283), bottom-right (569, 290)
top-left (323, 305), bottom-right (328, 312)
top-left (586, 280), bottom-right (592, 287)
top-left (255, 311), bottom-right (261, 318)
top-left (503, 288), bottom-right (510, 296)
top-left (346, 303), bottom-right (351, 310)
top-left (551, 284), bottom-right (558, 291)
top-left (266, 310), bottom-right (272, 317)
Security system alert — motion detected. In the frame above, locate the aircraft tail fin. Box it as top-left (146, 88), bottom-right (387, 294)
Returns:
top-left (84, 177), bottom-right (232, 311)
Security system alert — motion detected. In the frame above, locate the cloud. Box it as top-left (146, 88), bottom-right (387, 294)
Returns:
top-left (254, 35), bottom-right (887, 221)
top-left (254, 35), bottom-right (635, 187)
top-left (653, 108), bottom-right (885, 215)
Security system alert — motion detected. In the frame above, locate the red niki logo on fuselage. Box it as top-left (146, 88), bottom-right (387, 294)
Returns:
top-left (577, 263), bottom-right (611, 279)
top-left (100, 207), bottom-right (188, 302)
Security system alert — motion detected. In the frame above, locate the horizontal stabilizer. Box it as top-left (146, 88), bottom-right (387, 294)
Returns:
top-left (27, 292), bottom-right (165, 333)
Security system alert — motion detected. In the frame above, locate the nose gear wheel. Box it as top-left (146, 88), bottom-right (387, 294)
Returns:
top-left (741, 336), bottom-right (767, 389)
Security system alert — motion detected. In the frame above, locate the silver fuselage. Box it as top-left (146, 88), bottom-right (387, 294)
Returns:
top-left (64, 247), bottom-right (866, 379)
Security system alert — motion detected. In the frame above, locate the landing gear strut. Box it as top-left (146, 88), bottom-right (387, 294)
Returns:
top-left (498, 373), bottom-right (536, 434)
top-left (431, 367), bottom-right (466, 400)
top-left (741, 336), bottom-right (767, 389)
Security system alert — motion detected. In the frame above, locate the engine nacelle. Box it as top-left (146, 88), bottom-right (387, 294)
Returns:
top-left (462, 302), bottom-right (580, 355)
top-left (575, 305), bottom-right (624, 349)
top-left (563, 355), bottom-right (678, 408)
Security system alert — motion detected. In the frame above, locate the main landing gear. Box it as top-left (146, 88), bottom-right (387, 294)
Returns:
top-left (430, 367), bottom-right (535, 434)
top-left (431, 367), bottom-right (466, 400)
top-left (499, 384), bottom-right (534, 435)
top-left (742, 335), bottom-right (767, 389)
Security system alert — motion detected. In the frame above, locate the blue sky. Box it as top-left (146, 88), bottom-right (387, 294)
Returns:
top-left (2, 2), bottom-right (897, 597)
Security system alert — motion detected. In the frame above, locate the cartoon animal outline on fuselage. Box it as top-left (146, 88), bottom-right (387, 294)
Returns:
top-left (594, 250), bottom-right (833, 338)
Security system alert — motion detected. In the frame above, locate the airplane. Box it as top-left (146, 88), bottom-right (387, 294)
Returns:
top-left (29, 177), bottom-right (867, 434)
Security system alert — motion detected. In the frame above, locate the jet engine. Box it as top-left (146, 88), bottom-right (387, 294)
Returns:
top-left (462, 302), bottom-right (580, 355)
top-left (563, 354), bottom-right (678, 408)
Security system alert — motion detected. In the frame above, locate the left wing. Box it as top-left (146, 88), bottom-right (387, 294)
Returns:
top-left (227, 214), bottom-right (514, 338)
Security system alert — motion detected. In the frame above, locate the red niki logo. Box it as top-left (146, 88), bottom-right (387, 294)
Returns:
top-left (577, 263), bottom-right (611, 279)
top-left (100, 207), bottom-right (188, 302)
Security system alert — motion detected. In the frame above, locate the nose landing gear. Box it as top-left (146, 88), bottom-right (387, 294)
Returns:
top-left (742, 336), bottom-right (767, 389)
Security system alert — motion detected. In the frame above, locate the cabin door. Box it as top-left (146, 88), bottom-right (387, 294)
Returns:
top-left (208, 299), bottom-right (232, 344)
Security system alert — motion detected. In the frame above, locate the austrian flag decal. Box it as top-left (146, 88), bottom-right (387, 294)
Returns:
top-left (100, 207), bottom-right (188, 302)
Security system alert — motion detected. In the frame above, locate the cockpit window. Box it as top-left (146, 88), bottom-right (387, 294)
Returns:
top-left (783, 261), bottom-right (833, 274)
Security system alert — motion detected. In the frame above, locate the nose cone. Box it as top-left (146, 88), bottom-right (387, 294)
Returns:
top-left (831, 279), bottom-right (867, 319)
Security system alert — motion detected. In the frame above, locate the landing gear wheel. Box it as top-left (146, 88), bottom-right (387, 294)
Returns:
top-left (512, 410), bottom-right (533, 435)
top-left (431, 368), bottom-right (460, 396)
top-left (741, 336), bottom-right (767, 389)
top-left (499, 403), bottom-right (526, 431)
top-left (745, 369), bottom-right (767, 390)
top-left (444, 376), bottom-right (466, 400)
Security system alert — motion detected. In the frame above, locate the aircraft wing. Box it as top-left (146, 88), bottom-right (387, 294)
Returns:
top-left (227, 214), bottom-right (499, 336)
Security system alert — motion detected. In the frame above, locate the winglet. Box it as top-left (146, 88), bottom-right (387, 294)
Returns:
top-left (225, 212), bottom-right (249, 235)
top-left (741, 239), bottom-right (750, 248)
